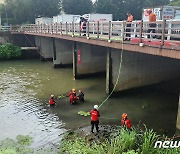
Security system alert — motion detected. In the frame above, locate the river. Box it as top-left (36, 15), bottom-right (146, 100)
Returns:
top-left (0, 59), bottom-right (179, 149)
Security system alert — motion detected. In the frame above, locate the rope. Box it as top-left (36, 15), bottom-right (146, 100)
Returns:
top-left (98, 37), bottom-right (124, 109)
top-left (23, 34), bottom-right (53, 65)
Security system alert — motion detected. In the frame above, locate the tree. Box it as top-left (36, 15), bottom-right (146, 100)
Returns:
top-left (93, 0), bottom-right (170, 20)
top-left (62, 0), bottom-right (93, 15)
top-left (169, 0), bottom-right (180, 6)
top-left (0, 0), bottom-right (61, 24)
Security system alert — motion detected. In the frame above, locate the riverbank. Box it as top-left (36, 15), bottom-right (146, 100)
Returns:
top-left (61, 125), bottom-right (180, 154)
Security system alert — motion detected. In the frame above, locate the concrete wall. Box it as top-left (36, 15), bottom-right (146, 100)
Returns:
top-left (110, 49), bottom-right (180, 92)
top-left (0, 32), bottom-right (10, 45)
top-left (35, 36), bottom-right (53, 59)
top-left (75, 42), bottom-right (106, 77)
top-left (53, 39), bottom-right (73, 67)
top-left (177, 95), bottom-right (180, 131)
top-left (11, 34), bottom-right (35, 47)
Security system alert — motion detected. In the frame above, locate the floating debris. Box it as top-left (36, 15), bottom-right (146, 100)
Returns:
top-left (78, 111), bottom-right (90, 117)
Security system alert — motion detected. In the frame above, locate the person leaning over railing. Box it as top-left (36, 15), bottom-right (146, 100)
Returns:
top-left (147, 9), bottom-right (156, 39)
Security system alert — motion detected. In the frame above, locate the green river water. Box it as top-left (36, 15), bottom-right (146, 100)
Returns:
top-left (0, 59), bottom-right (179, 149)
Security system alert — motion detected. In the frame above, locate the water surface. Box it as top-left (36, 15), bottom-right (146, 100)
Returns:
top-left (0, 59), bottom-right (179, 149)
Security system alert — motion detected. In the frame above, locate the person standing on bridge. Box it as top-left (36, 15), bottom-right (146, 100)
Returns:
top-left (125, 12), bottom-right (133, 41)
top-left (90, 105), bottom-right (100, 133)
top-left (147, 9), bottom-right (156, 39)
top-left (121, 113), bottom-right (131, 129)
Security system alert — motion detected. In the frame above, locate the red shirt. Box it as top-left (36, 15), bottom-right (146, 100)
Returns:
top-left (121, 119), bottom-right (131, 129)
top-left (90, 109), bottom-right (100, 121)
top-left (48, 98), bottom-right (55, 105)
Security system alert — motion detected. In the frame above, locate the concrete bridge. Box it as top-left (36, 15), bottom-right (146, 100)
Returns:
top-left (1, 20), bottom-right (180, 131)
top-left (9, 20), bottom-right (180, 93)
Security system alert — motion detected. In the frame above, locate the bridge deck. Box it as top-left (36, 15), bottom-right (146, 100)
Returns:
top-left (9, 20), bottom-right (180, 59)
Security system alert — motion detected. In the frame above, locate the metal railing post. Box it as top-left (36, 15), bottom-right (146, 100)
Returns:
top-left (122, 21), bottom-right (125, 41)
top-left (108, 21), bottom-right (111, 41)
top-left (139, 20), bottom-right (143, 43)
top-left (97, 21), bottom-right (99, 38)
top-left (72, 21), bottom-right (74, 36)
top-left (66, 22), bottom-right (68, 35)
top-left (87, 22), bottom-right (89, 38)
top-left (79, 22), bottom-right (81, 36)
top-left (60, 22), bottom-right (62, 35)
top-left (161, 20), bottom-right (166, 47)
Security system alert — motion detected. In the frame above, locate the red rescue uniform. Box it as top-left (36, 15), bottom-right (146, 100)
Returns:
top-left (121, 119), bottom-right (131, 129)
top-left (90, 109), bottom-right (100, 121)
top-left (48, 98), bottom-right (55, 105)
top-left (67, 92), bottom-right (77, 104)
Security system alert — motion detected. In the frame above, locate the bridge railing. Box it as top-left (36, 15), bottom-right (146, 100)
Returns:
top-left (10, 20), bottom-right (180, 48)
top-left (0, 26), bottom-right (11, 31)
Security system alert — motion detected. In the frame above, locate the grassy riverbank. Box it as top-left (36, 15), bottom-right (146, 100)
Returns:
top-left (0, 126), bottom-right (179, 153)
top-left (0, 43), bottom-right (21, 60)
top-left (60, 126), bottom-right (180, 154)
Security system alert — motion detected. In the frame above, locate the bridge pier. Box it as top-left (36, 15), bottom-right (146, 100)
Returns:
top-left (107, 49), bottom-right (180, 93)
top-left (176, 94), bottom-right (180, 133)
top-left (53, 39), bottom-right (73, 68)
top-left (106, 48), bottom-right (113, 95)
top-left (73, 43), bottom-right (106, 79)
top-left (35, 36), bottom-right (53, 60)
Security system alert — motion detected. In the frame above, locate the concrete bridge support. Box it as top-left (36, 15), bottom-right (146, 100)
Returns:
top-left (53, 39), bottom-right (73, 68)
top-left (73, 42), bottom-right (106, 78)
top-left (106, 49), bottom-right (180, 93)
top-left (177, 95), bottom-right (180, 132)
top-left (35, 36), bottom-right (53, 60)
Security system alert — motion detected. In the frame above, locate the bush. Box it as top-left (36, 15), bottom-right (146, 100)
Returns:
top-left (0, 43), bottom-right (21, 60)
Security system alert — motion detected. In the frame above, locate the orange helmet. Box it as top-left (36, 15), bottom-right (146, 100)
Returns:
top-left (122, 113), bottom-right (127, 119)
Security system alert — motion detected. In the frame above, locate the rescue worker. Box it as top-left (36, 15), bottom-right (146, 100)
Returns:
top-left (147, 9), bottom-right (156, 39)
top-left (90, 105), bottom-right (100, 133)
top-left (67, 89), bottom-right (78, 105)
top-left (121, 113), bottom-right (131, 129)
top-left (125, 12), bottom-right (133, 41)
top-left (48, 95), bottom-right (56, 106)
top-left (77, 90), bottom-right (84, 102)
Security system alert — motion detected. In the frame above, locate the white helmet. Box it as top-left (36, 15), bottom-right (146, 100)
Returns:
top-left (94, 105), bottom-right (98, 110)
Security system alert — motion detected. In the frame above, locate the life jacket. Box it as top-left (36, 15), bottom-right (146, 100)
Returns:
top-left (90, 109), bottom-right (100, 121)
top-left (49, 98), bottom-right (55, 105)
top-left (121, 119), bottom-right (131, 129)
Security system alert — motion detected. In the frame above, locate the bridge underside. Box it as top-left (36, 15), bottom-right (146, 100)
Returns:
top-left (106, 49), bottom-right (180, 93)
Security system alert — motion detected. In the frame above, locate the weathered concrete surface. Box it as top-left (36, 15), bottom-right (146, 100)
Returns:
top-left (35, 36), bottom-right (53, 59)
top-left (75, 43), bottom-right (106, 77)
top-left (11, 34), bottom-right (35, 47)
top-left (53, 39), bottom-right (73, 67)
top-left (176, 95), bottom-right (180, 131)
top-left (110, 49), bottom-right (180, 92)
top-left (0, 32), bottom-right (11, 45)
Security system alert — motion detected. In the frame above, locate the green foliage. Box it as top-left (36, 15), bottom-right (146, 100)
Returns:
top-left (62, 0), bottom-right (93, 15)
top-left (60, 127), bottom-right (180, 154)
top-left (78, 111), bottom-right (90, 116)
top-left (0, 0), bottom-right (61, 24)
top-left (0, 43), bottom-right (21, 60)
top-left (169, 0), bottom-right (180, 6)
top-left (0, 137), bottom-right (33, 154)
top-left (16, 135), bottom-right (32, 146)
top-left (94, 0), bottom-right (170, 20)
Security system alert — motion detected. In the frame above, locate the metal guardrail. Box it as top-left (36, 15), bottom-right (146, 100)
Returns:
top-left (0, 26), bottom-right (11, 31)
top-left (9, 20), bottom-right (180, 48)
